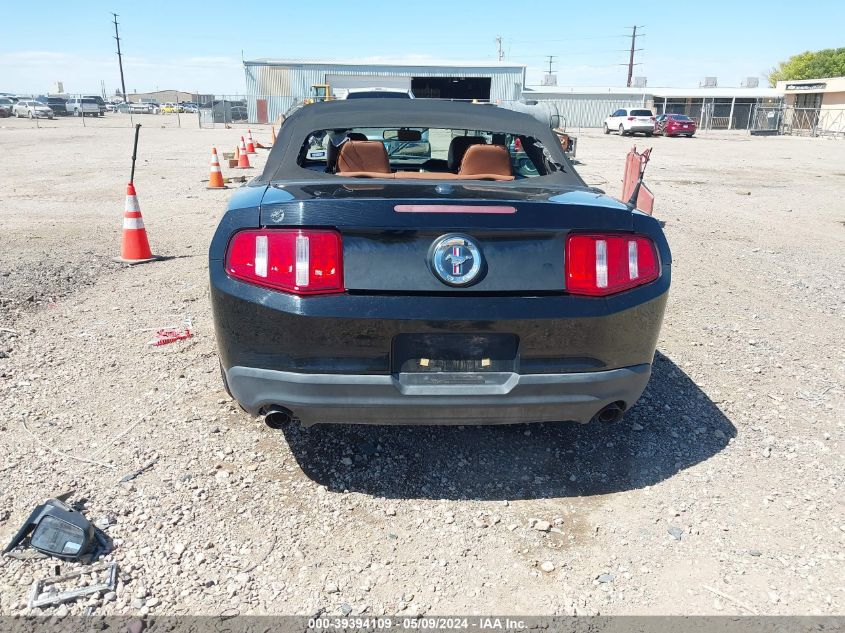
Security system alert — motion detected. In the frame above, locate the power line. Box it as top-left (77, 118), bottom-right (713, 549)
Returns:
top-left (508, 34), bottom-right (629, 44)
top-left (624, 25), bottom-right (645, 87)
top-left (112, 13), bottom-right (127, 102)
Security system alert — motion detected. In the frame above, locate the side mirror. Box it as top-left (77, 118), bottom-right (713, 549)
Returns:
top-left (3, 499), bottom-right (95, 560)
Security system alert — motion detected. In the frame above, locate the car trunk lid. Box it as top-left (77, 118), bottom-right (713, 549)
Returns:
top-left (260, 182), bottom-right (634, 293)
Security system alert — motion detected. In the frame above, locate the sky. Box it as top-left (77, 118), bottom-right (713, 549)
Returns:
top-left (1, 0), bottom-right (843, 96)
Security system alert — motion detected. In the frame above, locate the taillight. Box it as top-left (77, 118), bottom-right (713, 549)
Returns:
top-left (627, 116), bottom-right (635, 121)
top-left (565, 233), bottom-right (659, 296)
top-left (225, 229), bottom-right (343, 295)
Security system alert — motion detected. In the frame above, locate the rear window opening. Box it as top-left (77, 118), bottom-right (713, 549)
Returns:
top-left (345, 92), bottom-right (411, 99)
top-left (630, 110), bottom-right (654, 117)
top-left (297, 127), bottom-right (558, 181)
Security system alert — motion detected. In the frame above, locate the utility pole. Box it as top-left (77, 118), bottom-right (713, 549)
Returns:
top-left (625, 25), bottom-right (644, 87)
top-left (496, 36), bottom-right (504, 62)
top-left (113, 13), bottom-right (127, 102)
top-left (546, 55), bottom-right (555, 74)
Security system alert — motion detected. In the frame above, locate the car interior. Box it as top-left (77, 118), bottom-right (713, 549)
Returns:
top-left (298, 128), bottom-right (555, 181)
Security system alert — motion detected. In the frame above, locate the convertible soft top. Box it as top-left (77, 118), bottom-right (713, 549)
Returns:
top-left (256, 99), bottom-right (584, 186)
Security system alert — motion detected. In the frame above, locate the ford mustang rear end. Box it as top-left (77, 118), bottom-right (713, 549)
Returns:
top-left (210, 100), bottom-right (671, 427)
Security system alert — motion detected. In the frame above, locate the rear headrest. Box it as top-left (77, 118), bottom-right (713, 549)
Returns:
top-left (458, 144), bottom-right (512, 178)
top-left (447, 136), bottom-right (487, 172)
top-left (337, 140), bottom-right (390, 174)
top-left (346, 132), bottom-right (368, 141)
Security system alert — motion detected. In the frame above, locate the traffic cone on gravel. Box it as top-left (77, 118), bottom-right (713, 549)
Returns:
top-left (207, 147), bottom-right (227, 189)
top-left (235, 137), bottom-right (252, 169)
top-left (246, 129), bottom-right (257, 154)
top-left (115, 182), bottom-right (158, 264)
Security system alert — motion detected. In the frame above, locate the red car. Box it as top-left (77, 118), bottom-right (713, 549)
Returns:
top-left (654, 113), bottom-right (696, 137)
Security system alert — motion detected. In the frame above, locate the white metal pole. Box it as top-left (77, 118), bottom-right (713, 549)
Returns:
top-left (728, 97), bottom-right (736, 130)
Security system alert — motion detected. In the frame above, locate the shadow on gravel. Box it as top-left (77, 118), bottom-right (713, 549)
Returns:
top-left (278, 351), bottom-right (736, 500)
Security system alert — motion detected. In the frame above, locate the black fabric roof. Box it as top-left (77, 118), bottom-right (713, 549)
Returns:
top-left (256, 99), bottom-right (584, 186)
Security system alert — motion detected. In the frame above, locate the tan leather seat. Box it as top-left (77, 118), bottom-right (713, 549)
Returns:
top-left (458, 144), bottom-right (512, 178)
top-left (337, 140), bottom-right (390, 174)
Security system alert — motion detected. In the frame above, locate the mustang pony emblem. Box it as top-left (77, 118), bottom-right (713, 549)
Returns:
top-left (430, 234), bottom-right (484, 286)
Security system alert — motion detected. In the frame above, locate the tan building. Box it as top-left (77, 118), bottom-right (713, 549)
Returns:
top-left (118, 90), bottom-right (213, 104)
top-left (776, 76), bottom-right (845, 135)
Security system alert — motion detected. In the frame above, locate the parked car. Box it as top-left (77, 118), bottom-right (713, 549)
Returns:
top-left (105, 101), bottom-right (120, 112)
top-left (84, 95), bottom-right (108, 116)
top-left (66, 97), bottom-right (100, 117)
top-left (120, 102), bottom-right (160, 114)
top-left (603, 108), bottom-right (655, 136)
top-left (181, 102), bottom-right (199, 113)
top-left (39, 96), bottom-right (68, 116)
top-left (344, 87), bottom-right (415, 99)
top-left (200, 100), bottom-right (245, 123)
top-left (12, 100), bottom-right (53, 119)
top-left (210, 100), bottom-right (671, 428)
top-left (654, 113), bottom-right (696, 137)
top-left (160, 102), bottom-right (181, 114)
top-left (230, 104), bottom-right (247, 121)
top-left (0, 97), bottom-right (15, 117)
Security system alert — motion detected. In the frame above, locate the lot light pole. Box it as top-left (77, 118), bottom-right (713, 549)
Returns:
top-left (113, 13), bottom-right (127, 103)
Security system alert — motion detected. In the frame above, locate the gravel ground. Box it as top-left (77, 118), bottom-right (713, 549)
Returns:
top-left (0, 116), bottom-right (842, 617)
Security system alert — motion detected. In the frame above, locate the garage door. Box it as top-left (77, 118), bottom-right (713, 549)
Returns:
top-left (326, 74), bottom-right (411, 98)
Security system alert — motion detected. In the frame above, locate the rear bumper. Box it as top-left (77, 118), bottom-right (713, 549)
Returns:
top-left (626, 125), bottom-right (654, 133)
top-left (225, 363), bottom-right (652, 426)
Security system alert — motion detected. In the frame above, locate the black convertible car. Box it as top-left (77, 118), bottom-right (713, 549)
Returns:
top-left (210, 100), bottom-right (671, 427)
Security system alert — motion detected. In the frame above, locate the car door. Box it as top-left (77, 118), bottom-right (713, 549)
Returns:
top-left (616, 109), bottom-right (630, 131)
top-left (607, 109), bottom-right (621, 128)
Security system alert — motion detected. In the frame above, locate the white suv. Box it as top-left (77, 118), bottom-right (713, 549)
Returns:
top-left (67, 97), bottom-right (101, 117)
top-left (604, 108), bottom-right (655, 136)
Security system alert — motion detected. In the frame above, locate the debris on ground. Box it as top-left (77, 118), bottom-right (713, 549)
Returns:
top-left (149, 320), bottom-right (193, 346)
top-left (119, 458), bottom-right (159, 483)
top-left (28, 562), bottom-right (118, 608)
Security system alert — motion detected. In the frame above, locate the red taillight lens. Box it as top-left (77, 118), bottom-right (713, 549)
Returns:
top-left (565, 234), bottom-right (659, 296)
top-left (627, 116), bottom-right (635, 121)
top-left (225, 229), bottom-right (343, 295)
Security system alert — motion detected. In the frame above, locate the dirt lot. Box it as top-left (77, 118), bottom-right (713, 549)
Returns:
top-left (0, 116), bottom-right (843, 617)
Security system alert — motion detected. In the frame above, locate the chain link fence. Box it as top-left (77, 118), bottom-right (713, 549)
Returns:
top-left (1, 92), bottom-right (254, 130)
top-left (750, 105), bottom-right (845, 138)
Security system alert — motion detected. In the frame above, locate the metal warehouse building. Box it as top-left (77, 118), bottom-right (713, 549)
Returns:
top-left (243, 59), bottom-right (526, 123)
top-left (522, 85), bottom-right (783, 130)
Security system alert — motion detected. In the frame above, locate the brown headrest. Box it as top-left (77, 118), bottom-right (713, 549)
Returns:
top-left (447, 136), bottom-right (487, 172)
top-left (458, 144), bottom-right (512, 177)
top-left (337, 140), bottom-right (390, 174)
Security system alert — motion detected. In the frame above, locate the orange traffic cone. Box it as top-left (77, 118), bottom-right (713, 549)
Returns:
top-left (246, 129), bottom-right (257, 154)
top-left (271, 126), bottom-right (276, 144)
top-left (116, 182), bottom-right (159, 264)
top-left (235, 137), bottom-right (252, 169)
top-left (207, 147), bottom-right (227, 189)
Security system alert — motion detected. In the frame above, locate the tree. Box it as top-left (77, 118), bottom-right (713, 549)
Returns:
top-left (768, 48), bottom-right (845, 86)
